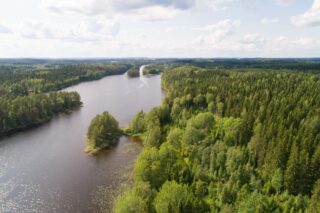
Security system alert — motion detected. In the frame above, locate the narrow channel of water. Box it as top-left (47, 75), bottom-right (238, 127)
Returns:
top-left (0, 70), bottom-right (164, 212)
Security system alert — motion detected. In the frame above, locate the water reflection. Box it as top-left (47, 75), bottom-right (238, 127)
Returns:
top-left (0, 72), bottom-right (163, 212)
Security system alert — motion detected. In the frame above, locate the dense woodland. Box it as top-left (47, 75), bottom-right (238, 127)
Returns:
top-left (114, 65), bottom-right (320, 212)
top-left (0, 92), bottom-right (81, 135)
top-left (2, 59), bottom-right (320, 212)
top-left (0, 63), bottom-right (131, 97)
top-left (174, 59), bottom-right (320, 72)
top-left (0, 62), bottom-right (131, 136)
top-left (127, 66), bottom-right (140, 78)
top-left (143, 64), bottom-right (170, 75)
top-left (85, 111), bottom-right (121, 154)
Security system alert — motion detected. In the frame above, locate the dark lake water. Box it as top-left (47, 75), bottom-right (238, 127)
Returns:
top-left (0, 68), bottom-right (164, 212)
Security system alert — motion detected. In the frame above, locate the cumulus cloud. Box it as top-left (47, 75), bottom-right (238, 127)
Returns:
top-left (275, 35), bottom-right (287, 42)
top-left (194, 19), bottom-right (241, 42)
top-left (192, 19), bottom-right (249, 52)
top-left (291, 0), bottom-right (320, 26)
top-left (265, 35), bottom-right (320, 54)
top-left (17, 18), bottom-right (119, 42)
top-left (237, 33), bottom-right (266, 51)
top-left (291, 38), bottom-right (319, 46)
top-left (196, 0), bottom-right (240, 10)
top-left (274, 0), bottom-right (294, 6)
top-left (0, 24), bottom-right (11, 33)
top-left (41, 0), bottom-right (240, 21)
top-left (261, 17), bottom-right (279, 24)
top-left (127, 5), bottom-right (180, 21)
top-left (242, 33), bottom-right (265, 44)
top-left (42, 0), bottom-right (193, 20)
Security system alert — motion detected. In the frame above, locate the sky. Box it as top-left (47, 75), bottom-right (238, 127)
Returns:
top-left (0, 0), bottom-right (320, 58)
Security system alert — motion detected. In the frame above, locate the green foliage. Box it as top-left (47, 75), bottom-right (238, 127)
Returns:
top-left (214, 117), bottom-right (243, 146)
top-left (0, 91), bottom-right (81, 135)
top-left (114, 64), bottom-right (320, 212)
top-left (128, 111), bottom-right (146, 134)
top-left (113, 182), bottom-right (154, 213)
top-left (238, 191), bottom-right (271, 213)
top-left (166, 128), bottom-right (183, 149)
top-left (134, 148), bottom-right (165, 189)
top-left (184, 112), bottom-right (214, 146)
top-left (143, 109), bottom-right (163, 148)
top-left (308, 179), bottom-right (320, 213)
top-left (271, 168), bottom-right (283, 194)
top-left (145, 125), bottom-right (162, 148)
top-left (143, 63), bottom-right (174, 75)
top-left (86, 112), bottom-right (120, 154)
top-left (127, 67), bottom-right (140, 78)
top-left (154, 181), bottom-right (196, 213)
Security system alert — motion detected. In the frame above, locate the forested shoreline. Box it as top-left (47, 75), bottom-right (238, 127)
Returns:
top-left (114, 65), bottom-right (320, 212)
top-left (0, 63), bottom-right (131, 96)
top-left (85, 111), bottom-right (122, 154)
top-left (127, 66), bottom-right (140, 78)
top-left (0, 92), bottom-right (81, 136)
top-left (0, 62), bottom-right (132, 137)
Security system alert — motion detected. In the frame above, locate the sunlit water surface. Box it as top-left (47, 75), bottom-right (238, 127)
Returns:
top-left (0, 70), bottom-right (163, 212)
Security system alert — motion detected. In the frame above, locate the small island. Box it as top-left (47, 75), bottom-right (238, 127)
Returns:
top-left (127, 67), bottom-right (140, 78)
top-left (142, 63), bottom-right (170, 75)
top-left (85, 111), bottom-right (122, 155)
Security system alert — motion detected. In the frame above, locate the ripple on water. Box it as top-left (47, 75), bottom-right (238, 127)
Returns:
top-left (0, 178), bottom-right (73, 213)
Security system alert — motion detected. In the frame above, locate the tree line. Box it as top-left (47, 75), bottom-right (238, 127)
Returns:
top-left (0, 62), bottom-right (132, 136)
top-left (0, 63), bottom-right (131, 97)
top-left (0, 92), bottom-right (81, 136)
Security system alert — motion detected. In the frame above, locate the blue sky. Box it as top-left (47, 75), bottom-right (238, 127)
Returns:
top-left (0, 0), bottom-right (319, 58)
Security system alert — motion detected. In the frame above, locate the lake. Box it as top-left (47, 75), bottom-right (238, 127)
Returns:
top-left (0, 69), bottom-right (164, 212)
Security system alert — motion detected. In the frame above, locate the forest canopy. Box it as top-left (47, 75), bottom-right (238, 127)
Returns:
top-left (85, 111), bottom-right (121, 154)
top-left (114, 65), bottom-right (320, 212)
top-left (0, 91), bottom-right (81, 136)
top-left (127, 66), bottom-right (140, 78)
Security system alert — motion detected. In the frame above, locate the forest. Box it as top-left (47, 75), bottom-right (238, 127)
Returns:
top-left (0, 92), bottom-right (81, 135)
top-left (114, 65), bottom-right (320, 212)
top-left (0, 61), bottom-right (132, 136)
top-left (127, 66), bottom-right (140, 78)
top-left (85, 111), bottom-right (121, 154)
top-left (0, 62), bottom-right (132, 97)
top-left (142, 64), bottom-right (169, 75)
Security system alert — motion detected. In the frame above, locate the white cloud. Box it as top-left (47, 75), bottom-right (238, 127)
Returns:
top-left (192, 19), bottom-right (241, 52)
top-left (42, 0), bottom-right (194, 21)
top-left (291, 38), bottom-right (319, 46)
top-left (41, 0), bottom-right (241, 21)
top-left (16, 18), bottom-right (119, 42)
top-left (242, 33), bottom-right (265, 44)
top-left (237, 33), bottom-right (266, 51)
top-left (275, 35), bottom-right (287, 42)
top-left (195, 0), bottom-right (240, 10)
top-left (291, 0), bottom-right (320, 26)
top-left (265, 36), bottom-right (320, 54)
top-left (261, 17), bottom-right (279, 24)
top-left (274, 0), bottom-right (294, 6)
top-left (195, 19), bottom-right (241, 43)
top-left (127, 6), bottom-right (180, 21)
top-left (0, 24), bottom-right (11, 33)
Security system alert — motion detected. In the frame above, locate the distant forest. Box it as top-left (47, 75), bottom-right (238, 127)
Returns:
top-left (0, 61), bottom-right (132, 136)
